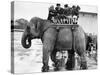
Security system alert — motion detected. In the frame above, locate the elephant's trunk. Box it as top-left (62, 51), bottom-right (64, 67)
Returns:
top-left (21, 33), bottom-right (32, 49)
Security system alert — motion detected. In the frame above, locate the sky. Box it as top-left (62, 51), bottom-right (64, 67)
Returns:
top-left (13, 1), bottom-right (98, 21)
top-left (12, 1), bottom-right (98, 34)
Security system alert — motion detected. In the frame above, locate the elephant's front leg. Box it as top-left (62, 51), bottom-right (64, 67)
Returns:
top-left (42, 45), bottom-right (50, 72)
top-left (41, 28), bottom-right (57, 72)
top-left (50, 48), bottom-right (57, 66)
top-left (42, 40), bottom-right (56, 72)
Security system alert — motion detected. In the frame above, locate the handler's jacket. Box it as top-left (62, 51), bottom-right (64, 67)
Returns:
top-left (86, 36), bottom-right (93, 51)
top-left (47, 9), bottom-right (57, 21)
top-left (63, 7), bottom-right (72, 16)
top-left (72, 8), bottom-right (79, 17)
top-left (55, 7), bottom-right (64, 16)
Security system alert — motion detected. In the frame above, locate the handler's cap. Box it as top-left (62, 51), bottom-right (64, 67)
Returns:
top-left (77, 5), bottom-right (81, 10)
top-left (72, 5), bottom-right (76, 8)
top-left (56, 3), bottom-right (61, 6)
top-left (64, 4), bottom-right (68, 7)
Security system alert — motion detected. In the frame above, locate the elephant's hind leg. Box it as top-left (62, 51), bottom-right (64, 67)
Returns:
top-left (50, 48), bottom-right (57, 66)
top-left (65, 50), bottom-right (75, 70)
top-left (80, 53), bottom-right (87, 69)
top-left (50, 49), bottom-right (62, 71)
top-left (76, 49), bottom-right (88, 70)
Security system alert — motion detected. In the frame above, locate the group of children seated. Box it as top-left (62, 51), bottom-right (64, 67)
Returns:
top-left (47, 3), bottom-right (81, 24)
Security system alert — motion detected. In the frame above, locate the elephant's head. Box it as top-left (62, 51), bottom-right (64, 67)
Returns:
top-left (21, 17), bottom-right (50, 49)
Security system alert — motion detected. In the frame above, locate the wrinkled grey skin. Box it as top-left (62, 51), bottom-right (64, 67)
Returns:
top-left (21, 17), bottom-right (87, 72)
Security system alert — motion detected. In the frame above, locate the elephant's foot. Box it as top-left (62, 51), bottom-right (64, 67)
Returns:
top-left (79, 54), bottom-right (88, 70)
top-left (80, 61), bottom-right (88, 70)
top-left (52, 63), bottom-right (56, 67)
top-left (54, 63), bottom-right (60, 71)
top-left (42, 66), bottom-right (49, 72)
top-left (53, 60), bottom-right (60, 71)
top-left (65, 60), bottom-right (74, 70)
top-left (54, 67), bottom-right (60, 71)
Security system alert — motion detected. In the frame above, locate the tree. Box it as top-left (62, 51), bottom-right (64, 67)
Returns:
top-left (15, 18), bottom-right (29, 29)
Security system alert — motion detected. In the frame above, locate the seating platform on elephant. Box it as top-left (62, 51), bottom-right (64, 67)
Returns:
top-left (50, 24), bottom-right (79, 31)
top-left (47, 4), bottom-right (80, 25)
top-left (52, 16), bottom-right (78, 24)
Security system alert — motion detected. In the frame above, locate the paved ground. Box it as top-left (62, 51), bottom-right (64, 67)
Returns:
top-left (12, 31), bottom-right (97, 74)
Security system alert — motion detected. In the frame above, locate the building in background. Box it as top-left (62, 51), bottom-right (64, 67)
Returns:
top-left (79, 10), bottom-right (97, 34)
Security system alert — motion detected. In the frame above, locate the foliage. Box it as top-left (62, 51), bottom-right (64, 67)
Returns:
top-left (12, 18), bottom-right (29, 29)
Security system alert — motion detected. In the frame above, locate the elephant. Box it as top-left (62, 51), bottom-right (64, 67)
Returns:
top-left (21, 17), bottom-right (87, 72)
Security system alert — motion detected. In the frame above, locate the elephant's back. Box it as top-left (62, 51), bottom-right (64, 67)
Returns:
top-left (56, 26), bottom-right (86, 50)
top-left (56, 28), bottom-right (73, 50)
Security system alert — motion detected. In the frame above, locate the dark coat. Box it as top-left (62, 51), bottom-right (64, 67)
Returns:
top-left (55, 7), bottom-right (64, 15)
top-left (47, 9), bottom-right (57, 20)
top-left (63, 7), bottom-right (72, 16)
top-left (72, 8), bottom-right (79, 17)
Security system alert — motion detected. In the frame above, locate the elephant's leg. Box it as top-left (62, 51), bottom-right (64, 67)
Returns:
top-left (75, 44), bottom-right (87, 69)
top-left (42, 28), bottom-right (57, 72)
top-left (74, 27), bottom-right (88, 70)
top-left (50, 48), bottom-right (57, 65)
top-left (42, 42), bottom-right (55, 72)
top-left (65, 50), bottom-right (75, 70)
top-left (76, 48), bottom-right (87, 70)
top-left (79, 52), bottom-right (87, 69)
top-left (42, 46), bottom-right (49, 72)
top-left (50, 48), bottom-right (60, 71)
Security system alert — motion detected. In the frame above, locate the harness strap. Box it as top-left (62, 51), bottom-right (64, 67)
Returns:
top-left (71, 26), bottom-right (76, 53)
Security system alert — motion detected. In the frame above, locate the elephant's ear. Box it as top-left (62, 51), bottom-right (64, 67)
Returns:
top-left (35, 21), bottom-right (43, 33)
top-left (36, 21), bottom-right (41, 31)
top-left (25, 23), bottom-right (31, 34)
